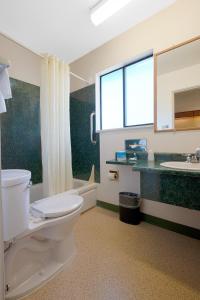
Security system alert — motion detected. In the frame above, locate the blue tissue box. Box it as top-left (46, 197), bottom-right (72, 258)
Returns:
top-left (115, 151), bottom-right (127, 161)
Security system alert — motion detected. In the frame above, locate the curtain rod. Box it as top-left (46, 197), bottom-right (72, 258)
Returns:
top-left (70, 72), bottom-right (90, 84)
top-left (0, 31), bottom-right (90, 84)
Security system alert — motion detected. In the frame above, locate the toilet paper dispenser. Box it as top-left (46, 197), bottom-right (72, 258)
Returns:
top-left (108, 170), bottom-right (119, 180)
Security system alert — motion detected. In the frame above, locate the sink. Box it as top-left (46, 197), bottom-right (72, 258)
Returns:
top-left (160, 161), bottom-right (200, 170)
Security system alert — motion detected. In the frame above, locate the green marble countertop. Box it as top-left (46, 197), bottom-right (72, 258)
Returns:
top-left (106, 159), bottom-right (200, 177)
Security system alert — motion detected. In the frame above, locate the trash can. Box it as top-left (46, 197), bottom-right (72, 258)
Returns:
top-left (119, 192), bottom-right (141, 225)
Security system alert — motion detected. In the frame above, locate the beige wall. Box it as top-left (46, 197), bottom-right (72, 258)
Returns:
top-left (175, 88), bottom-right (200, 112)
top-left (0, 33), bottom-right (41, 86)
top-left (70, 0), bottom-right (200, 228)
top-left (70, 0), bottom-right (200, 92)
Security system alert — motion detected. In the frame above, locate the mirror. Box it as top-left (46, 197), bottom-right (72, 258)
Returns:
top-left (155, 36), bottom-right (200, 132)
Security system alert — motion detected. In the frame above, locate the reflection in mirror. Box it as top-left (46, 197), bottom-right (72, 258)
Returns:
top-left (174, 87), bottom-right (200, 130)
top-left (156, 37), bottom-right (200, 131)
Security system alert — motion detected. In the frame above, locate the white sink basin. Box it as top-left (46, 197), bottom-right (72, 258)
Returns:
top-left (160, 161), bottom-right (200, 170)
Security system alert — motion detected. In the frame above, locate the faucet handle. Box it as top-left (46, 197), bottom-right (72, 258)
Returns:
top-left (185, 153), bottom-right (192, 163)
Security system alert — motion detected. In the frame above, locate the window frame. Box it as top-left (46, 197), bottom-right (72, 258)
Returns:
top-left (96, 52), bottom-right (154, 132)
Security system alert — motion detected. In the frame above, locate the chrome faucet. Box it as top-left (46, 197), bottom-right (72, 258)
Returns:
top-left (128, 152), bottom-right (137, 161)
top-left (186, 148), bottom-right (200, 163)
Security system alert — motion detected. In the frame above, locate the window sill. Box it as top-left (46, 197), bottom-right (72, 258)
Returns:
top-left (97, 124), bottom-right (154, 134)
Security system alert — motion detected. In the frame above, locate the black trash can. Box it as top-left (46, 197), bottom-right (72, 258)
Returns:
top-left (119, 192), bottom-right (141, 225)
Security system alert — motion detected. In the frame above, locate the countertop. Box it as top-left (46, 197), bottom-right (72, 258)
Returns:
top-left (106, 159), bottom-right (200, 177)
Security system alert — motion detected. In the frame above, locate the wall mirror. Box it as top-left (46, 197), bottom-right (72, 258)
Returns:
top-left (154, 36), bottom-right (200, 132)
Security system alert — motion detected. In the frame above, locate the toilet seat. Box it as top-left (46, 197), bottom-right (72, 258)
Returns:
top-left (31, 193), bottom-right (83, 219)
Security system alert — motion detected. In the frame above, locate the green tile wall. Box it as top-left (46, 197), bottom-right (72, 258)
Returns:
top-left (154, 152), bottom-right (186, 162)
top-left (1, 78), bottom-right (42, 184)
top-left (70, 84), bottom-right (100, 182)
top-left (1, 79), bottom-right (100, 186)
top-left (141, 171), bottom-right (200, 210)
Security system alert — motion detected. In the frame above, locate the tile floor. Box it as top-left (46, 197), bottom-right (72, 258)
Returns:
top-left (25, 207), bottom-right (200, 300)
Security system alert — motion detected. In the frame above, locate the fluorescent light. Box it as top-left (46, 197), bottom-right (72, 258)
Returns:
top-left (90, 0), bottom-right (132, 26)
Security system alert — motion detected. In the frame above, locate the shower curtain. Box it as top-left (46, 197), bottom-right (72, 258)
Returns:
top-left (40, 55), bottom-right (73, 196)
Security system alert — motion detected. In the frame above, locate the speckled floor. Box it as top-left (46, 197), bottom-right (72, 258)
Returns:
top-left (24, 207), bottom-right (200, 300)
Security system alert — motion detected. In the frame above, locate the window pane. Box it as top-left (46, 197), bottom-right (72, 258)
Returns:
top-left (125, 56), bottom-right (154, 126)
top-left (101, 69), bottom-right (123, 130)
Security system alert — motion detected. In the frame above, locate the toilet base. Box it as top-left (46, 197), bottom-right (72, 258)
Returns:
top-left (5, 206), bottom-right (82, 300)
top-left (6, 252), bottom-right (76, 300)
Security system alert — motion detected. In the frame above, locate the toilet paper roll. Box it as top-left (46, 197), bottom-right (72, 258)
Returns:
top-left (108, 172), bottom-right (118, 180)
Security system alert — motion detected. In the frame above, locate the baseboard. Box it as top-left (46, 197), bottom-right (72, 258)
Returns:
top-left (96, 200), bottom-right (200, 240)
top-left (97, 200), bottom-right (119, 212)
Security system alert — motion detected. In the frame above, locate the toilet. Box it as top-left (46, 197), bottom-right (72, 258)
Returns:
top-left (1, 169), bottom-right (83, 300)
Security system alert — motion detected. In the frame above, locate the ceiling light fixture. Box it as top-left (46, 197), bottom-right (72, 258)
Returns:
top-left (90, 0), bottom-right (132, 26)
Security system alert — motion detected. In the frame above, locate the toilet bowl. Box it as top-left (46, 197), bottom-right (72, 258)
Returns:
top-left (2, 169), bottom-right (83, 300)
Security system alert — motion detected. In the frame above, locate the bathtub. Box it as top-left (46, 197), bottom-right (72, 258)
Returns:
top-left (31, 179), bottom-right (97, 212)
top-left (66, 179), bottom-right (97, 213)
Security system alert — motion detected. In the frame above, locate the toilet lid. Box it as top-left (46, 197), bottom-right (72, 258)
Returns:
top-left (31, 193), bottom-right (83, 218)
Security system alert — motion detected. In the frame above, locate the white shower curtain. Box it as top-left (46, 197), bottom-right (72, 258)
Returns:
top-left (40, 55), bottom-right (73, 196)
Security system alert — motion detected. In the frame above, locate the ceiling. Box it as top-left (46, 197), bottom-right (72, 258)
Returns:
top-left (0, 0), bottom-right (176, 63)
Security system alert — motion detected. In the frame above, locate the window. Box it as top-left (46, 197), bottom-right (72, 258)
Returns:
top-left (96, 55), bottom-right (154, 131)
top-left (101, 69), bottom-right (123, 130)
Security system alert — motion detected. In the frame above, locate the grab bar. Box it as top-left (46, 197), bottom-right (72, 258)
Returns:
top-left (90, 112), bottom-right (96, 144)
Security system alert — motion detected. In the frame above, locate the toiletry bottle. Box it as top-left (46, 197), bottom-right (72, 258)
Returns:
top-left (148, 149), bottom-right (154, 161)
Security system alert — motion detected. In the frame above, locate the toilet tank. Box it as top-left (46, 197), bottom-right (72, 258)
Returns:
top-left (1, 169), bottom-right (31, 241)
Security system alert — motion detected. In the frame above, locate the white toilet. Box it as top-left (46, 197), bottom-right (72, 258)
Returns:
top-left (1, 169), bottom-right (83, 300)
